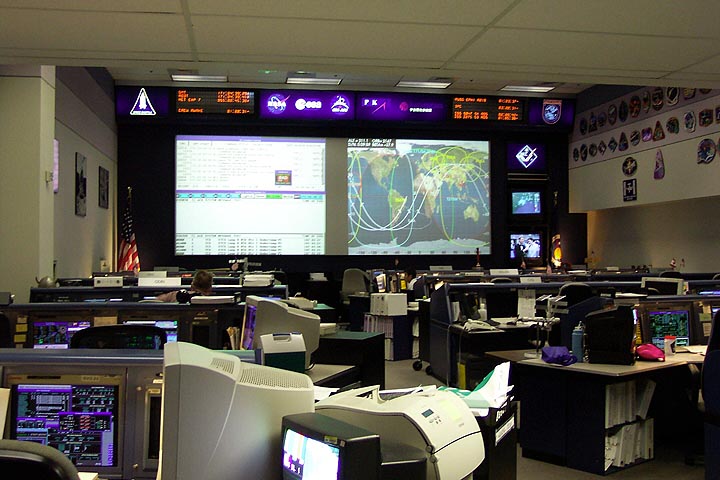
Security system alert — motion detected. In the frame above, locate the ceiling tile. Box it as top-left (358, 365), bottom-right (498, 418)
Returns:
top-left (0, 10), bottom-right (190, 52)
top-left (498, 0), bottom-right (720, 38)
top-left (192, 16), bottom-right (479, 60)
top-left (0, 1), bottom-right (181, 13)
top-left (456, 28), bottom-right (719, 71)
top-left (187, 0), bottom-right (515, 25)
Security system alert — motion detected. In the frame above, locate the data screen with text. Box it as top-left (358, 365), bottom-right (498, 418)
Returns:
top-left (175, 135), bottom-right (326, 255)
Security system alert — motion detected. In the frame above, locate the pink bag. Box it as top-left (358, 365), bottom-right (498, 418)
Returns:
top-left (636, 343), bottom-right (665, 361)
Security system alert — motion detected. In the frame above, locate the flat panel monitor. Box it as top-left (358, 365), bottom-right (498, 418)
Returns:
top-left (646, 309), bottom-right (691, 348)
top-left (641, 277), bottom-right (684, 295)
top-left (282, 412), bottom-right (382, 480)
top-left (123, 319), bottom-right (178, 343)
top-left (33, 320), bottom-right (91, 349)
top-left (6, 373), bottom-right (123, 472)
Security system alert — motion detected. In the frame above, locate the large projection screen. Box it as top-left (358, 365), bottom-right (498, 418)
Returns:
top-left (347, 138), bottom-right (491, 255)
top-left (175, 135), bottom-right (326, 255)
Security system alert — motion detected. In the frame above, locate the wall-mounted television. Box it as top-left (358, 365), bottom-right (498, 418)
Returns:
top-left (510, 189), bottom-right (543, 216)
top-left (509, 231), bottom-right (544, 266)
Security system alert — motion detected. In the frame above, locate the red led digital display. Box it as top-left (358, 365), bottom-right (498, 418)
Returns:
top-left (452, 96), bottom-right (524, 122)
top-left (176, 89), bottom-right (255, 115)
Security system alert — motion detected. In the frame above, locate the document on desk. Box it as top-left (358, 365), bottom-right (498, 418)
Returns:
top-left (517, 289), bottom-right (536, 319)
top-left (0, 388), bottom-right (8, 438)
top-left (78, 473), bottom-right (99, 480)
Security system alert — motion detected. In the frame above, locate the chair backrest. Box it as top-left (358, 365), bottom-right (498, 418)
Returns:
top-left (708, 308), bottom-right (720, 354)
top-left (659, 270), bottom-right (682, 278)
top-left (490, 277), bottom-right (513, 284)
top-left (0, 439), bottom-right (81, 480)
top-left (70, 324), bottom-right (167, 349)
top-left (559, 282), bottom-right (594, 307)
top-left (341, 268), bottom-right (369, 295)
top-left (0, 313), bottom-right (12, 348)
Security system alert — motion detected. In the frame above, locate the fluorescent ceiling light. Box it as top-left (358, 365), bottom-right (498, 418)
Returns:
top-left (396, 80), bottom-right (452, 89)
top-left (501, 85), bottom-right (555, 93)
top-left (286, 77), bottom-right (342, 85)
top-left (171, 74), bottom-right (227, 82)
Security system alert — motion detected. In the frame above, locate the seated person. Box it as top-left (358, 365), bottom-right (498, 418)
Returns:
top-left (156, 270), bottom-right (213, 302)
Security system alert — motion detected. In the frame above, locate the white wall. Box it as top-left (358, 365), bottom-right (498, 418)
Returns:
top-left (53, 68), bottom-right (117, 277)
top-left (571, 86), bottom-right (720, 272)
top-left (587, 196), bottom-right (720, 273)
top-left (0, 66), bottom-right (56, 302)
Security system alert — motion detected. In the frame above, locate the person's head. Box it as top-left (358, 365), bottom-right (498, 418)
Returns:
top-left (191, 270), bottom-right (213, 295)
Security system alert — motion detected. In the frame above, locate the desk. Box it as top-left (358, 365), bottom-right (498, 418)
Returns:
top-left (314, 331), bottom-right (385, 389)
top-left (510, 353), bottom-right (702, 475)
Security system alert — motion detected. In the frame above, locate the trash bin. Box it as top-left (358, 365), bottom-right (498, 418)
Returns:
top-left (473, 401), bottom-right (518, 480)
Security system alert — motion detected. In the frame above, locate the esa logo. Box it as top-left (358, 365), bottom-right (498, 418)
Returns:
top-left (295, 98), bottom-right (322, 110)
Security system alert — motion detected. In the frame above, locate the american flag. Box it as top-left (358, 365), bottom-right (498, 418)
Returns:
top-left (118, 189), bottom-right (140, 272)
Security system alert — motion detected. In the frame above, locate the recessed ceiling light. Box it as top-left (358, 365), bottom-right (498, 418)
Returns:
top-left (396, 80), bottom-right (452, 89)
top-left (171, 74), bottom-right (228, 82)
top-left (286, 77), bottom-right (342, 85)
top-left (501, 85), bottom-right (555, 93)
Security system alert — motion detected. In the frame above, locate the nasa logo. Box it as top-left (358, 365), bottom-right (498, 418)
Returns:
top-left (542, 99), bottom-right (562, 124)
top-left (266, 94), bottom-right (289, 114)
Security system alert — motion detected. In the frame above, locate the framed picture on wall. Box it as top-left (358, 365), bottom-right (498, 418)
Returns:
top-left (75, 152), bottom-right (87, 217)
top-left (99, 166), bottom-right (109, 209)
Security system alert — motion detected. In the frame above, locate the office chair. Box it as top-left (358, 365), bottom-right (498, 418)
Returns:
top-left (340, 268), bottom-right (370, 304)
top-left (713, 273), bottom-right (720, 280)
top-left (558, 282), bottom-right (594, 307)
top-left (703, 309), bottom-right (720, 476)
top-left (0, 313), bottom-right (12, 347)
top-left (490, 277), bottom-right (513, 283)
top-left (70, 324), bottom-right (167, 349)
top-left (658, 270), bottom-right (682, 278)
top-left (0, 439), bottom-right (81, 480)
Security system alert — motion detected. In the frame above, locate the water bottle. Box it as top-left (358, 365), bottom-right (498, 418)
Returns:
top-left (572, 322), bottom-right (584, 362)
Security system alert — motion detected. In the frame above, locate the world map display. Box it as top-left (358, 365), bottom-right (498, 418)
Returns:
top-left (348, 138), bottom-right (490, 255)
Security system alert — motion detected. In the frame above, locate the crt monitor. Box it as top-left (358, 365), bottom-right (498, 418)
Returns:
top-left (510, 190), bottom-right (542, 216)
top-left (509, 232), bottom-right (543, 264)
top-left (641, 276), bottom-right (684, 295)
top-left (5, 373), bottom-right (123, 475)
top-left (645, 308), bottom-right (691, 349)
top-left (158, 342), bottom-right (314, 480)
top-left (243, 296), bottom-right (321, 369)
top-left (282, 412), bottom-right (382, 480)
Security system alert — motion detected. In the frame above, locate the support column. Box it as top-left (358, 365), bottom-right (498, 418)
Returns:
top-left (0, 66), bottom-right (56, 302)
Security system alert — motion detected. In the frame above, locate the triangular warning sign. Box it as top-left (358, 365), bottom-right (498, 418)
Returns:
top-left (130, 88), bottom-right (156, 116)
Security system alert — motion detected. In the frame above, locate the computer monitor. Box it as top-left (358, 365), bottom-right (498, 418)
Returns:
top-left (641, 277), bottom-right (684, 295)
top-left (510, 189), bottom-right (543, 216)
top-left (123, 319), bottom-right (178, 343)
top-left (646, 309), bottom-right (691, 349)
top-left (242, 296), bottom-right (321, 369)
top-left (6, 373), bottom-right (123, 472)
top-left (282, 413), bottom-right (382, 480)
top-left (158, 342), bottom-right (314, 480)
top-left (32, 320), bottom-right (91, 349)
top-left (509, 232), bottom-right (543, 266)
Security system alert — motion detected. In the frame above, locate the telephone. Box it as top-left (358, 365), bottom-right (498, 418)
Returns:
top-left (282, 296), bottom-right (317, 310)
